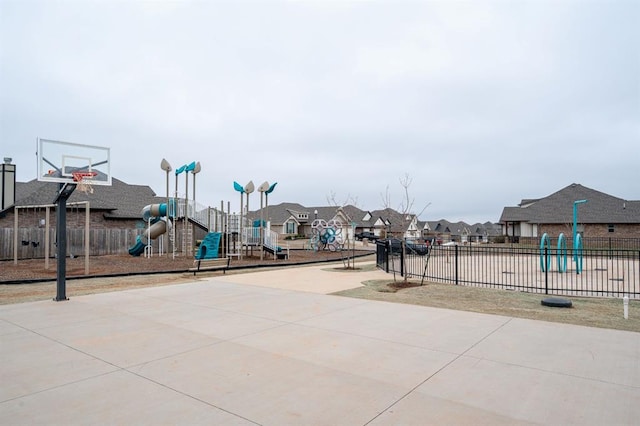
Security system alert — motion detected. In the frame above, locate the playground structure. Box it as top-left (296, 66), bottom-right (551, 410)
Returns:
top-left (310, 218), bottom-right (346, 252)
top-left (128, 171), bottom-right (285, 262)
top-left (128, 203), bottom-right (173, 257)
top-left (129, 172), bottom-right (358, 261)
top-left (538, 199), bottom-right (589, 274)
top-left (231, 180), bottom-right (284, 260)
top-left (194, 231), bottom-right (221, 259)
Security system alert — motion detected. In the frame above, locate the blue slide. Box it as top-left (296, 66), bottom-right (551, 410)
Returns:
top-left (129, 203), bottom-right (173, 256)
top-left (128, 236), bottom-right (147, 256)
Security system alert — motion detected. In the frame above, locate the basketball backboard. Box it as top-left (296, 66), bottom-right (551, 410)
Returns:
top-left (37, 138), bottom-right (111, 186)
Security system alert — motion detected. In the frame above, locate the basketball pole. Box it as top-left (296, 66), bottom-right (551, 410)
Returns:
top-left (54, 182), bottom-right (77, 301)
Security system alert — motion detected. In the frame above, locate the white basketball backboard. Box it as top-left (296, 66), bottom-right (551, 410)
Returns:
top-left (37, 138), bottom-right (111, 186)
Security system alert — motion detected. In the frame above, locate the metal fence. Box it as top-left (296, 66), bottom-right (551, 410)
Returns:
top-left (376, 240), bottom-right (640, 299)
top-left (515, 237), bottom-right (640, 251)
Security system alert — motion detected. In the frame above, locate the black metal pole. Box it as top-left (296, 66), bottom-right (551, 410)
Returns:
top-left (455, 244), bottom-right (459, 285)
top-left (385, 240), bottom-right (390, 273)
top-left (55, 189), bottom-right (68, 301)
top-left (544, 246), bottom-right (549, 294)
top-left (398, 240), bottom-right (402, 277)
top-left (54, 183), bottom-right (75, 301)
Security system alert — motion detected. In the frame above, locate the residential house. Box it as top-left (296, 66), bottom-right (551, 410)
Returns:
top-left (0, 176), bottom-right (202, 259)
top-left (252, 203), bottom-right (422, 241)
top-left (420, 219), bottom-right (502, 243)
top-left (499, 183), bottom-right (640, 243)
top-left (0, 177), bottom-right (163, 229)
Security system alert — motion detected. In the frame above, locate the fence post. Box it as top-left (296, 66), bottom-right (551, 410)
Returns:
top-left (609, 238), bottom-right (612, 259)
top-left (455, 244), bottom-right (459, 285)
top-left (400, 240), bottom-right (405, 277)
top-left (385, 240), bottom-right (390, 273)
top-left (544, 246), bottom-right (549, 294)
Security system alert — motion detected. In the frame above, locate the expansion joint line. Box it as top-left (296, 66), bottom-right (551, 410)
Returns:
top-left (363, 318), bottom-right (514, 425)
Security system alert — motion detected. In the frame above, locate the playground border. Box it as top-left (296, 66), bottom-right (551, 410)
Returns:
top-left (0, 252), bottom-right (375, 285)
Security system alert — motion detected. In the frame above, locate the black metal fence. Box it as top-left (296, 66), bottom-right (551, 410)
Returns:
top-left (511, 237), bottom-right (640, 251)
top-left (376, 240), bottom-right (640, 299)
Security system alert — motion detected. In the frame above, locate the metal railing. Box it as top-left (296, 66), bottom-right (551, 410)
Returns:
top-left (376, 240), bottom-right (640, 299)
top-left (510, 236), bottom-right (640, 251)
top-left (174, 199), bottom-right (234, 233)
top-left (241, 227), bottom-right (279, 250)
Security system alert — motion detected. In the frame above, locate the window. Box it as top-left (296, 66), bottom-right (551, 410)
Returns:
top-left (608, 224), bottom-right (615, 233)
top-left (286, 222), bottom-right (296, 234)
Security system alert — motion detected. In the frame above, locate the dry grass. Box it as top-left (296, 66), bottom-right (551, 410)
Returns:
top-left (0, 274), bottom-right (201, 304)
top-left (3, 256), bottom-right (638, 333)
top-left (332, 279), bottom-right (640, 333)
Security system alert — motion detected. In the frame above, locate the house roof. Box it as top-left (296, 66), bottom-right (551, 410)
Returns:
top-left (499, 183), bottom-right (640, 224)
top-left (428, 219), bottom-right (464, 235)
top-left (11, 178), bottom-right (164, 219)
top-left (369, 208), bottom-right (416, 234)
top-left (251, 203), bottom-right (360, 225)
top-left (255, 202), bottom-right (502, 235)
top-left (8, 177), bottom-right (506, 229)
top-left (421, 219), bottom-right (501, 237)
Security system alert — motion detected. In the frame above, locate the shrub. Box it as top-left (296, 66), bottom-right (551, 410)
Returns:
top-left (493, 235), bottom-right (506, 244)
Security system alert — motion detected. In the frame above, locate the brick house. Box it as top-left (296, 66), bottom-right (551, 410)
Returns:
top-left (251, 203), bottom-right (423, 241)
top-left (499, 183), bottom-right (640, 243)
top-left (420, 220), bottom-right (502, 243)
top-left (0, 177), bottom-right (167, 228)
top-left (0, 177), bottom-right (179, 259)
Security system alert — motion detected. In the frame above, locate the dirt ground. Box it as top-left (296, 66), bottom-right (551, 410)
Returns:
top-left (2, 251), bottom-right (638, 333)
top-left (0, 249), bottom-right (352, 282)
top-left (0, 249), bottom-right (358, 303)
top-left (333, 278), bottom-right (640, 333)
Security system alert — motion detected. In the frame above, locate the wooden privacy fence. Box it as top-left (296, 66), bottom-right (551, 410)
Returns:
top-left (1, 228), bottom-right (187, 260)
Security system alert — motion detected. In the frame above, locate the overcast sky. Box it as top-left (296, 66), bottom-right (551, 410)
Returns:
top-left (1, 0), bottom-right (638, 224)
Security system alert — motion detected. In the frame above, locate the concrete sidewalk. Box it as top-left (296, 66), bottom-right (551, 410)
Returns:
top-left (1, 262), bottom-right (639, 425)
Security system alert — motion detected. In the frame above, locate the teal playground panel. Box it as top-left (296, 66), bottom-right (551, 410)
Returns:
top-left (196, 232), bottom-right (221, 259)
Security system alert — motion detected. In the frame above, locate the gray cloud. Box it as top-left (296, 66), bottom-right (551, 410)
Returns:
top-left (1, 0), bottom-right (638, 223)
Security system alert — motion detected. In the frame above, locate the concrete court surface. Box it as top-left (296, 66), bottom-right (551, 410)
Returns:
top-left (1, 262), bottom-right (639, 425)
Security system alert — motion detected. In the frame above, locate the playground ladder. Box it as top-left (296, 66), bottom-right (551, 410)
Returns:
top-left (171, 217), bottom-right (177, 259)
top-left (182, 220), bottom-right (194, 257)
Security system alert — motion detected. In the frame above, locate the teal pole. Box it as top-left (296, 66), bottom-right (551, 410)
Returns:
top-left (573, 199), bottom-right (587, 262)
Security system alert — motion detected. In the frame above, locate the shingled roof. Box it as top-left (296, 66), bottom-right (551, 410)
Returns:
top-left (499, 183), bottom-right (640, 224)
top-left (368, 208), bottom-right (415, 234)
top-left (12, 178), bottom-right (164, 219)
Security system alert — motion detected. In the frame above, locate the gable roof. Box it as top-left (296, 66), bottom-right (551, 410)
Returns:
top-left (428, 219), bottom-right (467, 234)
top-left (368, 208), bottom-right (417, 234)
top-left (251, 203), bottom-right (367, 226)
top-left (11, 178), bottom-right (163, 219)
top-left (499, 183), bottom-right (640, 224)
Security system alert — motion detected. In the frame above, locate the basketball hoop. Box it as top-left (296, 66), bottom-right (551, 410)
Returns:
top-left (72, 171), bottom-right (97, 194)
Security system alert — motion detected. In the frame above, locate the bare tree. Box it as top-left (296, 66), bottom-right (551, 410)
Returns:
top-left (326, 190), bottom-right (359, 208)
top-left (398, 173), bottom-right (414, 215)
top-left (381, 173), bottom-right (431, 283)
top-left (380, 185), bottom-right (392, 210)
top-left (381, 173), bottom-right (430, 217)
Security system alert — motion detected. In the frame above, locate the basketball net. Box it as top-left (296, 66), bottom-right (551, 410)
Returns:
top-left (72, 171), bottom-right (97, 194)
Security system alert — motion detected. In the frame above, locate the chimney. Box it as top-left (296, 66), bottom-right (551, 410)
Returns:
top-left (1, 157), bottom-right (16, 211)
